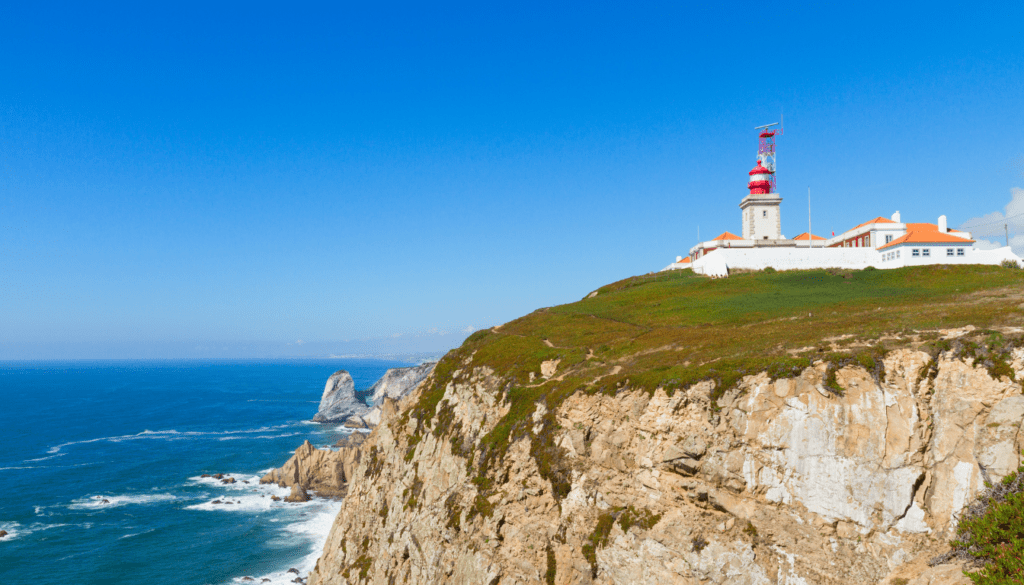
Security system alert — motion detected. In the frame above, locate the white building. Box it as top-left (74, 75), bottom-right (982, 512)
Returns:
top-left (663, 130), bottom-right (1021, 277)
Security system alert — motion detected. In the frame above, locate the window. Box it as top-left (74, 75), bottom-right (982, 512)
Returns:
top-left (957, 248), bottom-right (965, 256)
top-left (897, 250), bottom-right (900, 258)
top-left (885, 235), bottom-right (893, 243)
top-left (865, 234), bottom-right (871, 247)
top-left (923, 248), bottom-right (931, 257)
top-left (763, 210), bottom-right (767, 217)
top-left (947, 248), bottom-right (954, 257)
top-left (912, 249), bottom-right (919, 256)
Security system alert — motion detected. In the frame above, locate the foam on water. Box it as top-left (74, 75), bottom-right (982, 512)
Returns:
top-left (45, 424), bottom-right (302, 455)
top-left (0, 521), bottom-right (68, 541)
top-left (229, 499), bottom-right (343, 585)
top-left (186, 473), bottom-right (294, 512)
top-left (69, 494), bottom-right (180, 510)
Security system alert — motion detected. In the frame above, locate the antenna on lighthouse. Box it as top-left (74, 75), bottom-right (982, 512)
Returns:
top-left (754, 121), bottom-right (781, 193)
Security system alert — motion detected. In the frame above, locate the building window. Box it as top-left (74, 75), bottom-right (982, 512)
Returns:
top-left (896, 250), bottom-right (900, 258)
top-left (865, 234), bottom-right (871, 247)
top-left (947, 248), bottom-right (954, 257)
top-left (885, 235), bottom-right (893, 243)
top-left (912, 249), bottom-right (919, 256)
top-left (763, 210), bottom-right (767, 217)
top-left (957, 248), bottom-right (965, 256)
top-left (923, 248), bottom-right (931, 257)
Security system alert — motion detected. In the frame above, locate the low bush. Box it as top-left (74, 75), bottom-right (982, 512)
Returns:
top-left (940, 459), bottom-right (1024, 584)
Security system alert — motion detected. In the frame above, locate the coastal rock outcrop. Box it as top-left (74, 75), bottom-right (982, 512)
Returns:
top-left (368, 362), bottom-right (436, 406)
top-left (304, 348), bottom-right (1023, 585)
top-left (312, 371), bottom-right (369, 423)
top-left (260, 440), bottom-right (361, 499)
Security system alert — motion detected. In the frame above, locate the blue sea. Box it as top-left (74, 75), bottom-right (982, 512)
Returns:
top-left (0, 359), bottom-right (411, 584)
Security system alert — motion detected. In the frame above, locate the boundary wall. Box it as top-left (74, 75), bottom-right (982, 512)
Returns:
top-left (662, 246), bottom-right (1021, 278)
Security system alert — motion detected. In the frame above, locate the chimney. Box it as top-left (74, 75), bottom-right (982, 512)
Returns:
top-left (891, 211), bottom-right (901, 223)
top-left (938, 215), bottom-right (947, 233)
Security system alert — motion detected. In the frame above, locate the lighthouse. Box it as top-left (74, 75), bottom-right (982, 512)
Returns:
top-left (739, 126), bottom-right (783, 240)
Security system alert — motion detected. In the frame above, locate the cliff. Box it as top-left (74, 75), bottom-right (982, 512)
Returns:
top-left (301, 266), bottom-right (1024, 584)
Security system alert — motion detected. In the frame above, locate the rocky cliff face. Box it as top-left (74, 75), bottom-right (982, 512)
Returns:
top-left (260, 434), bottom-right (367, 499)
top-left (360, 363), bottom-right (437, 427)
top-left (304, 344), bottom-right (1023, 585)
top-left (313, 371), bottom-right (369, 423)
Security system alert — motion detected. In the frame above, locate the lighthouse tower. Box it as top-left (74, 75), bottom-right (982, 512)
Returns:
top-left (739, 126), bottom-right (783, 240)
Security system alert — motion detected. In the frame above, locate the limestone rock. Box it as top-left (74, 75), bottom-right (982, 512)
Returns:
top-left (284, 484), bottom-right (310, 503)
top-left (260, 440), bottom-right (359, 499)
top-left (311, 370), bottom-right (369, 423)
top-left (302, 350), bottom-right (1021, 585)
top-left (368, 362), bottom-right (436, 407)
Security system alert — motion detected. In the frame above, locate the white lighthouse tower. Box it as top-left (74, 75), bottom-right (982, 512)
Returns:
top-left (739, 124), bottom-right (783, 240)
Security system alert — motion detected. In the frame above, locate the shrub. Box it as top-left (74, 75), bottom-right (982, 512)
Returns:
top-left (940, 459), bottom-right (1024, 584)
top-left (1000, 259), bottom-right (1021, 270)
top-left (762, 266), bottom-right (777, 274)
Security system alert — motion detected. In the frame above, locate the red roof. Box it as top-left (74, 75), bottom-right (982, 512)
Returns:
top-left (679, 256), bottom-right (692, 264)
top-left (711, 231), bottom-right (744, 241)
top-left (791, 232), bottom-right (825, 241)
top-left (850, 217), bottom-right (898, 231)
top-left (878, 229), bottom-right (975, 250)
top-left (748, 160), bottom-right (772, 176)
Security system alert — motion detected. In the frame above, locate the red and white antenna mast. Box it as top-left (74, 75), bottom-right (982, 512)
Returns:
top-left (754, 116), bottom-right (782, 193)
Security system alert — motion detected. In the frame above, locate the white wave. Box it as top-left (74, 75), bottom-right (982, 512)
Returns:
top-left (217, 433), bottom-right (301, 441)
top-left (119, 528), bottom-right (156, 540)
top-left (69, 494), bottom-right (178, 510)
top-left (45, 424), bottom-right (301, 455)
top-left (25, 453), bottom-right (65, 462)
top-left (0, 466), bottom-right (39, 471)
top-left (0, 521), bottom-right (68, 541)
top-left (186, 472), bottom-right (295, 513)
top-left (227, 499), bottom-right (343, 585)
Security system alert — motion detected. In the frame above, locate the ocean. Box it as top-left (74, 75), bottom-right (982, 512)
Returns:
top-left (0, 359), bottom-right (411, 584)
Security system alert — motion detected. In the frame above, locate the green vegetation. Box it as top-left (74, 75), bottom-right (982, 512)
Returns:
top-left (545, 545), bottom-right (557, 585)
top-left (947, 459), bottom-right (1024, 584)
top-left (402, 265), bottom-right (1024, 537)
top-left (580, 506), bottom-right (663, 576)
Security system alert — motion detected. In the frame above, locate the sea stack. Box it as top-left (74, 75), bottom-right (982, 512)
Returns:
top-left (311, 370), bottom-right (369, 423)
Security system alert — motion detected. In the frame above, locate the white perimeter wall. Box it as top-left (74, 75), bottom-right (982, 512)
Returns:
top-left (668, 245), bottom-right (1021, 278)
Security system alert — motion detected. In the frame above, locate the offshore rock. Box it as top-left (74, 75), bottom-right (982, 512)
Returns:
top-left (305, 351), bottom-right (1022, 585)
top-left (260, 440), bottom-right (360, 499)
top-left (312, 371), bottom-right (369, 423)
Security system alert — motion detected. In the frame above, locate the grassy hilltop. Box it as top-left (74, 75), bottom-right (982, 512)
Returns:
top-left (398, 265), bottom-right (1024, 583)
top-left (406, 265), bottom-right (1024, 492)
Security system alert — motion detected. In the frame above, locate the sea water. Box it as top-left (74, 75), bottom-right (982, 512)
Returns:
top-left (0, 359), bottom-right (411, 584)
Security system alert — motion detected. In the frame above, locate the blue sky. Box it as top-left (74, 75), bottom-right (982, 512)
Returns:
top-left (1, 1), bottom-right (1023, 359)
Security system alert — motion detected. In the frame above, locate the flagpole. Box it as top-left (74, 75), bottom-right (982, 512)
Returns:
top-left (808, 187), bottom-right (812, 249)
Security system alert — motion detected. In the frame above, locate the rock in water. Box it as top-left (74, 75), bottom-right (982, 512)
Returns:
top-left (260, 440), bottom-right (357, 499)
top-left (0, 530), bottom-right (7, 538)
top-left (284, 484), bottom-right (310, 503)
top-left (311, 370), bottom-right (369, 423)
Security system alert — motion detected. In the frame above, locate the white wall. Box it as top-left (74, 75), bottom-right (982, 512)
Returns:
top-left (690, 248), bottom-right (879, 276)
top-left (878, 245), bottom-right (1020, 268)
top-left (687, 245), bottom-right (1022, 277)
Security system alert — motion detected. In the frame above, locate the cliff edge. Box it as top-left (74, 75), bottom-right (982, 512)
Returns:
top-left (302, 266), bottom-right (1024, 584)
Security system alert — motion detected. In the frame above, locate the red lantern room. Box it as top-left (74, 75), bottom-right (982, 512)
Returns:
top-left (748, 159), bottom-right (773, 195)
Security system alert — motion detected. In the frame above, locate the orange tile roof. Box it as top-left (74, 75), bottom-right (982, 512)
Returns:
top-left (679, 256), bottom-right (692, 263)
top-left (878, 229), bottom-right (975, 250)
top-left (711, 231), bottom-right (743, 241)
top-left (851, 217), bottom-right (898, 231)
top-left (791, 232), bottom-right (825, 241)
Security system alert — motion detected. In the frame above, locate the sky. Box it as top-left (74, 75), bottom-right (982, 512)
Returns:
top-left (1, 1), bottom-right (1023, 359)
